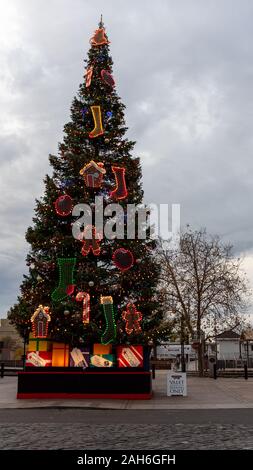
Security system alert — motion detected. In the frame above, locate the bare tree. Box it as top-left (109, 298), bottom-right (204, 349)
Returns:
top-left (158, 228), bottom-right (249, 375)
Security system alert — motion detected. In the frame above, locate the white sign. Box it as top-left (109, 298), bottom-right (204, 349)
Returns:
top-left (157, 344), bottom-right (195, 359)
top-left (167, 371), bottom-right (187, 396)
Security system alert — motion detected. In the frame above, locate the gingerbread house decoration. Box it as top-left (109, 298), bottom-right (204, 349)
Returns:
top-left (31, 305), bottom-right (51, 338)
top-left (79, 160), bottom-right (106, 188)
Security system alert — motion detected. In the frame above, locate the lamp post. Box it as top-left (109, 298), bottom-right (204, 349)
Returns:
top-left (22, 327), bottom-right (29, 370)
top-left (181, 315), bottom-right (186, 373)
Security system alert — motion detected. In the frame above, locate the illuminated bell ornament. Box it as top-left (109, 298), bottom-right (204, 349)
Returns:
top-left (90, 27), bottom-right (109, 46)
top-left (122, 303), bottom-right (142, 335)
top-left (81, 225), bottom-right (101, 256)
top-left (110, 166), bottom-right (128, 200)
top-left (85, 65), bottom-right (93, 87)
top-left (89, 106), bottom-right (104, 138)
top-left (101, 69), bottom-right (115, 88)
top-left (54, 194), bottom-right (73, 216)
top-left (100, 296), bottom-right (116, 345)
top-left (31, 305), bottom-right (51, 338)
top-left (79, 160), bottom-right (106, 188)
top-left (112, 248), bottom-right (134, 272)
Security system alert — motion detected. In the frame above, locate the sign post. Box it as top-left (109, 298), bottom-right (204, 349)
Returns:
top-left (167, 371), bottom-right (187, 396)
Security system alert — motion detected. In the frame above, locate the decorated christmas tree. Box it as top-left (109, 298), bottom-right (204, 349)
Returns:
top-left (9, 18), bottom-right (164, 371)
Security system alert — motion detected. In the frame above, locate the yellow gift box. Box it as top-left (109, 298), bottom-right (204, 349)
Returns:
top-left (93, 343), bottom-right (112, 355)
top-left (27, 337), bottom-right (52, 352)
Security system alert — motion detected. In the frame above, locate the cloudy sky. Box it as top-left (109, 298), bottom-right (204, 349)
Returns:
top-left (1, 0), bottom-right (253, 316)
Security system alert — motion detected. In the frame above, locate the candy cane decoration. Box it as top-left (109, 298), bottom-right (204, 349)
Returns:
top-left (76, 292), bottom-right (90, 324)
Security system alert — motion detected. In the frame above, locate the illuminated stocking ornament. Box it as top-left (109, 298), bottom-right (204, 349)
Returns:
top-left (85, 66), bottom-right (93, 87)
top-left (31, 305), bottom-right (51, 338)
top-left (101, 69), bottom-right (115, 87)
top-left (89, 106), bottom-right (104, 138)
top-left (79, 160), bottom-right (106, 188)
top-left (100, 296), bottom-right (116, 345)
top-left (122, 303), bottom-right (142, 335)
top-left (81, 225), bottom-right (101, 256)
top-left (51, 258), bottom-right (76, 302)
top-left (90, 28), bottom-right (109, 46)
top-left (76, 292), bottom-right (90, 324)
top-left (110, 166), bottom-right (128, 200)
top-left (54, 194), bottom-right (73, 216)
top-left (112, 248), bottom-right (134, 272)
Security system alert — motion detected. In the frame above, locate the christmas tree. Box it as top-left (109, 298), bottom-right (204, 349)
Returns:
top-left (8, 18), bottom-right (163, 356)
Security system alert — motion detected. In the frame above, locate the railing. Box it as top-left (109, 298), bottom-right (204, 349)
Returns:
top-left (0, 362), bottom-right (23, 378)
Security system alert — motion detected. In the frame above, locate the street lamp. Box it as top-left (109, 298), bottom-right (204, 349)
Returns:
top-left (22, 327), bottom-right (30, 370)
top-left (180, 315), bottom-right (186, 373)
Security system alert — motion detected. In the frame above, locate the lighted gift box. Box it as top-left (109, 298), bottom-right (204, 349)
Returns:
top-left (93, 343), bottom-right (112, 355)
top-left (69, 347), bottom-right (90, 368)
top-left (26, 351), bottom-right (52, 367)
top-left (52, 343), bottom-right (69, 367)
top-left (90, 354), bottom-right (115, 368)
top-left (116, 345), bottom-right (143, 368)
top-left (27, 336), bottom-right (52, 352)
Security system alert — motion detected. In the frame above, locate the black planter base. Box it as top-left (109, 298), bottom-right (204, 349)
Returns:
top-left (17, 370), bottom-right (152, 399)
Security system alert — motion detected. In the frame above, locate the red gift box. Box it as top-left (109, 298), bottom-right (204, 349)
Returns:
top-left (117, 345), bottom-right (143, 368)
top-left (26, 351), bottom-right (52, 367)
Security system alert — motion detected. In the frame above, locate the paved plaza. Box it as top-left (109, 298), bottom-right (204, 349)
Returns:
top-left (1, 371), bottom-right (253, 409)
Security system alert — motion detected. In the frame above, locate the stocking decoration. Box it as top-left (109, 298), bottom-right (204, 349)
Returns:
top-left (122, 303), bottom-right (142, 335)
top-left (100, 296), bottom-right (116, 345)
top-left (76, 292), bottom-right (90, 324)
top-left (51, 258), bottom-right (76, 302)
top-left (81, 225), bottom-right (101, 256)
top-left (85, 66), bottom-right (93, 88)
top-left (31, 305), bottom-right (51, 338)
top-left (89, 106), bottom-right (104, 138)
top-left (101, 69), bottom-right (115, 88)
top-left (90, 27), bottom-right (109, 46)
top-left (110, 166), bottom-right (128, 200)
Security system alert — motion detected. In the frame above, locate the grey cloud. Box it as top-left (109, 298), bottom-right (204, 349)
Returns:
top-left (1, 0), bottom-right (253, 314)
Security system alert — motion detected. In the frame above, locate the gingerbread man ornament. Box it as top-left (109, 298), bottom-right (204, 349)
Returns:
top-left (122, 303), bottom-right (142, 335)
